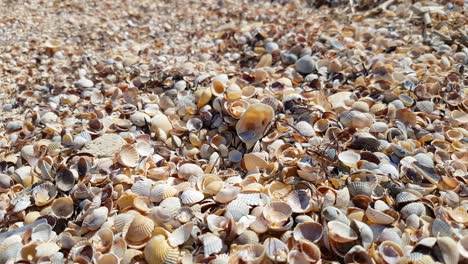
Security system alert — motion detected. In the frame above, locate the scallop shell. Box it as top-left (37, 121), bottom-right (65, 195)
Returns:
top-left (225, 199), bottom-right (250, 221)
top-left (144, 235), bottom-right (179, 264)
top-left (124, 213), bottom-right (155, 247)
top-left (202, 233), bottom-right (223, 257)
top-left (400, 202), bottom-right (426, 219)
top-left (150, 184), bottom-right (178, 203)
top-left (180, 189), bottom-right (204, 205)
top-left (236, 103), bottom-right (274, 148)
top-left (295, 121), bottom-right (315, 137)
top-left (51, 196), bottom-right (74, 218)
top-left (117, 144), bottom-right (140, 167)
top-left (327, 221), bottom-right (358, 243)
top-left (234, 230), bottom-right (259, 245)
top-left (264, 237), bottom-right (288, 262)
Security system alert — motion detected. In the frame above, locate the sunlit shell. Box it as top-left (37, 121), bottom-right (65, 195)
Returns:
top-left (197, 87), bottom-right (212, 108)
top-left (327, 221), bottom-right (358, 243)
top-left (0, 235), bottom-right (23, 262)
top-left (178, 163), bottom-right (204, 179)
top-left (236, 103), bottom-right (274, 148)
top-left (293, 222), bottom-right (323, 243)
top-left (344, 245), bottom-right (374, 264)
top-left (263, 201), bottom-right (292, 226)
top-left (32, 182), bottom-right (57, 206)
top-left (400, 202), bottom-right (426, 219)
top-left (231, 244), bottom-right (265, 264)
top-left (51, 196), bottom-right (74, 218)
top-left (168, 222), bottom-right (194, 247)
top-left (458, 236), bottom-right (468, 259)
top-left (451, 110), bottom-right (468, 123)
top-left (365, 206), bottom-right (398, 225)
top-left (31, 223), bottom-right (54, 242)
top-left (322, 206), bottom-right (350, 225)
top-left (150, 114), bottom-right (173, 140)
top-left (225, 199), bottom-right (250, 221)
top-left (124, 213), bottom-right (155, 247)
top-left (202, 233), bottom-right (223, 257)
top-left (135, 141), bottom-right (154, 157)
top-left (150, 184), bottom-right (178, 203)
top-left (338, 151), bottom-right (360, 168)
top-left (264, 237), bottom-right (288, 262)
top-left (234, 230), bottom-right (259, 245)
top-left (214, 186), bottom-right (240, 203)
top-left (448, 206), bottom-right (468, 223)
top-left (378, 241), bottom-right (404, 264)
top-left (286, 189), bottom-right (313, 213)
top-left (96, 253), bottom-right (120, 264)
top-left (117, 144), bottom-right (140, 167)
top-left (83, 207), bottom-right (109, 231)
top-left (56, 166), bottom-right (75, 192)
top-left (339, 110), bottom-right (373, 128)
top-left (144, 235), bottom-right (179, 264)
top-left (295, 121), bottom-right (315, 137)
top-left (180, 189), bottom-right (204, 205)
top-left (92, 228), bottom-right (114, 253)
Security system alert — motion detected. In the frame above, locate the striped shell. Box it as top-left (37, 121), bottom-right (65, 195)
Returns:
top-left (144, 235), bottom-right (179, 264)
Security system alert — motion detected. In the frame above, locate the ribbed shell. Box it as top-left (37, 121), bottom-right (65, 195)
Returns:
top-left (400, 202), bottom-right (426, 219)
top-left (180, 189), bottom-right (204, 205)
top-left (144, 235), bottom-right (179, 264)
top-left (225, 199), bottom-right (250, 221)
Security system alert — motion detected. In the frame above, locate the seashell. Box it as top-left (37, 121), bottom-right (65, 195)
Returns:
top-left (212, 79), bottom-right (226, 97)
top-left (396, 192), bottom-right (420, 205)
top-left (369, 122), bottom-right (388, 133)
top-left (448, 206), bottom-right (468, 224)
top-left (130, 111), bottom-right (151, 127)
top-left (83, 207), bottom-right (108, 231)
top-left (365, 205), bottom-right (398, 225)
top-left (264, 237), bottom-right (288, 262)
top-left (416, 100), bottom-right (434, 114)
top-left (135, 141), bottom-right (154, 157)
top-left (150, 184), bottom-right (178, 203)
top-left (413, 153), bottom-right (434, 168)
top-left (435, 237), bottom-right (459, 264)
top-left (322, 206), bottom-right (350, 225)
top-left (234, 230), bottom-right (259, 245)
top-left (286, 189), bottom-right (313, 213)
top-left (197, 88), bottom-right (212, 108)
top-left (339, 110), bottom-right (373, 128)
top-left (96, 253), bottom-right (120, 264)
top-left (225, 199), bottom-right (250, 221)
top-left (168, 222), bottom-right (194, 247)
top-left (344, 245), bottom-right (374, 264)
top-left (178, 163), bottom-right (204, 179)
top-left (231, 244), bottom-right (265, 264)
top-left (339, 151), bottom-right (360, 168)
top-left (180, 189), bottom-right (204, 205)
top-left (92, 228), bottom-right (114, 253)
top-left (236, 103), bottom-right (274, 148)
top-left (201, 233), bottom-right (223, 257)
top-left (350, 132), bottom-right (382, 151)
top-left (295, 121), bottom-right (315, 137)
top-left (378, 241), bottom-right (403, 264)
top-left (0, 235), bottom-right (23, 263)
top-left (32, 182), bottom-right (57, 206)
top-left (55, 165), bottom-right (75, 192)
top-left (117, 144), bottom-right (139, 167)
top-left (451, 110), bottom-right (468, 123)
top-left (150, 114), bottom-right (173, 140)
top-left (348, 181), bottom-right (372, 198)
top-left (144, 235), bottom-right (179, 264)
top-left (51, 197), bottom-right (74, 218)
top-left (400, 202), bottom-right (426, 219)
top-left (293, 222), bottom-right (323, 243)
top-left (458, 236), bottom-right (468, 259)
top-left (313, 118), bottom-right (329, 133)
top-left (159, 197), bottom-right (182, 217)
top-left (31, 223), bottom-right (53, 241)
top-left (263, 202), bottom-right (292, 226)
top-left (242, 152), bottom-right (269, 172)
top-left (327, 221), bottom-right (358, 243)
top-left (214, 186), bottom-right (240, 203)
top-left (124, 213), bottom-right (155, 247)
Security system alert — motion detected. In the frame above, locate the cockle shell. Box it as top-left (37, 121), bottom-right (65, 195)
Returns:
top-left (124, 213), bottom-right (155, 247)
top-left (264, 237), bottom-right (288, 262)
top-left (201, 233), bottom-right (223, 257)
top-left (144, 235), bottom-right (179, 264)
top-left (117, 144), bottom-right (140, 167)
top-left (327, 221), bottom-right (358, 243)
top-left (180, 189), bottom-right (204, 205)
top-left (236, 103), bottom-right (274, 148)
top-left (51, 197), bottom-right (74, 218)
top-left (32, 182), bottom-right (57, 206)
top-left (83, 207), bottom-right (108, 231)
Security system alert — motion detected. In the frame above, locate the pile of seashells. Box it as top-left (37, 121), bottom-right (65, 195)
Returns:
top-left (0, 0), bottom-right (467, 263)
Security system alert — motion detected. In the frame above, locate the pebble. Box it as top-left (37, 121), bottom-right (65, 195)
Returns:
top-left (295, 55), bottom-right (316, 74)
top-left (280, 52), bottom-right (297, 65)
top-left (265, 42), bottom-right (279, 53)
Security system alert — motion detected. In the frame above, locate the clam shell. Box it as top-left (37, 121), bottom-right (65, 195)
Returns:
top-left (344, 245), bottom-right (374, 264)
top-left (56, 166), bottom-right (75, 192)
top-left (83, 207), bottom-right (108, 231)
top-left (295, 121), bottom-right (315, 137)
top-left (180, 189), bottom-right (204, 205)
top-left (286, 189), bottom-right (313, 213)
top-left (437, 237), bottom-right (459, 264)
top-left (202, 233), bottom-right (223, 257)
top-left (225, 199), bottom-right (250, 221)
top-left (378, 241), bottom-right (403, 264)
top-left (124, 214), bottom-right (155, 247)
top-left (264, 237), bottom-right (288, 262)
top-left (144, 235), bottom-right (179, 264)
top-left (263, 202), bottom-right (293, 226)
top-left (32, 182), bottom-right (57, 206)
top-left (168, 222), bottom-right (194, 247)
top-left (339, 110), bottom-right (373, 128)
top-left (0, 235), bottom-right (23, 263)
top-left (327, 221), bottom-right (358, 243)
top-left (117, 144), bottom-right (140, 167)
top-left (150, 184), bottom-right (178, 203)
top-left (458, 236), bottom-right (468, 259)
top-left (293, 222), bottom-right (323, 243)
top-left (338, 151), bottom-right (360, 168)
top-left (51, 197), bottom-right (74, 218)
top-left (178, 163), bottom-right (204, 179)
top-left (236, 103), bottom-right (274, 148)
top-left (234, 230), bottom-right (259, 245)
top-left (31, 223), bottom-right (54, 242)
top-left (214, 186), bottom-right (240, 203)
top-left (400, 202), bottom-right (426, 219)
